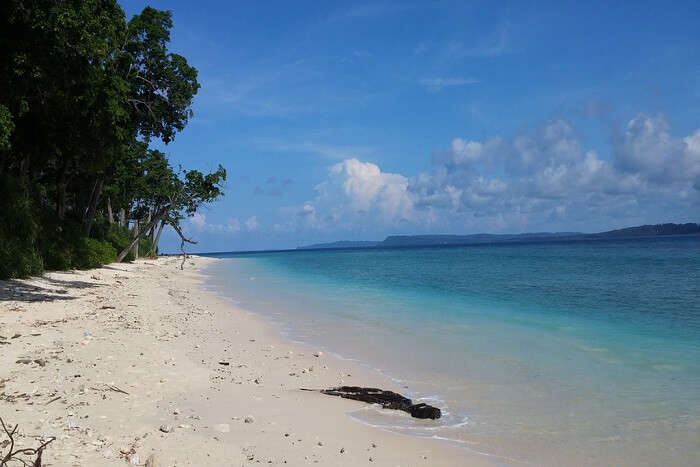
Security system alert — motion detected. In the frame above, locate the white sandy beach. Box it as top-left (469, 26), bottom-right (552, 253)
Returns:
top-left (0, 256), bottom-right (489, 466)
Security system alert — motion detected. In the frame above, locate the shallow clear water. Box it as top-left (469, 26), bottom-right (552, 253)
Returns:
top-left (202, 236), bottom-right (700, 465)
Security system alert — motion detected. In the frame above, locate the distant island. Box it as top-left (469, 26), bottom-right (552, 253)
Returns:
top-left (299, 240), bottom-right (381, 250)
top-left (298, 223), bottom-right (700, 250)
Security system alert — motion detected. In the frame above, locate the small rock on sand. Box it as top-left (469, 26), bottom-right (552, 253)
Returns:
top-left (159, 424), bottom-right (173, 433)
top-left (313, 351), bottom-right (323, 357)
top-left (244, 415), bottom-right (255, 424)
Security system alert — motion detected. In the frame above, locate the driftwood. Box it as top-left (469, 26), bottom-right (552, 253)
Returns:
top-left (1, 417), bottom-right (54, 467)
top-left (302, 386), bottom-right (441, 420)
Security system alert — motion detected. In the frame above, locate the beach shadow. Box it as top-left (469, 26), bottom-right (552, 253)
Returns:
top-left (39, 274), bottom-right (98, 289)
top-left (0, 276), bottom-right (100, 303)
top-left (100, 265), bottom-right (130, 271)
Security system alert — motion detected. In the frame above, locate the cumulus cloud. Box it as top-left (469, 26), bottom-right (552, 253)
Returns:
top-left (282, 114), bottom-right (699, 235)
top-left (435, 137), bottom-right (504, 167)
top-left (188, 213), bottom-right (258, 234)
top-left (411, 114), bottom-right (699, 229)
top-left (275, 159), bottom-right (417, 233)
top-left (615, 115), bottom-right (700, 184)
top-left (330, 158), bottom-right (414, 219)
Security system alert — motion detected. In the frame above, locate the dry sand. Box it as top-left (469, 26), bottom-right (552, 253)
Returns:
top-left (0, 256), bottom-right (492, 466)
top-left (0, 257), bottom-right (492, 466)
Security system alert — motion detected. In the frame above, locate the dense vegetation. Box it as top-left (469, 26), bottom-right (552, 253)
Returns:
top-left (595, 223), bottom-right (700, 238)
top-left (0, 0), bottom-right (226, 279)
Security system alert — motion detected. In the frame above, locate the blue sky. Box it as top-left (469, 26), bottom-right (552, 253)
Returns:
top-left (120, 0), bottom-right (700, 252)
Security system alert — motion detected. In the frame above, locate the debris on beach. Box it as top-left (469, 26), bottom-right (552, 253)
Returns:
top-left (301, 386), bottom-right (442, 419)
top-left (159, 424), bottom-right (173, 433)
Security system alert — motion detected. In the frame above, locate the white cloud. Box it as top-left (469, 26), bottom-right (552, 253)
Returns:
top-left (187, 213), bottom-right (259, 235)
top-left (189, 212), bottom-right (207, 230)
top-left (256, 138), bottom-right (375, 160)
top-left (615, 114), bottom-right (700, 184)
top-left (420, 77), bottom-right (479, 92)
top-left (331, 158), bottom-right (414, 219)
top-left (280, 114), bottom-right (699, 235)
top-left (245, 216), bottom-right (259, 231)
top-left (443, 137), bottom-right (503, 165)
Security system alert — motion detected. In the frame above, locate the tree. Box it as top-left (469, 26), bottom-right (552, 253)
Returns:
top-left (117, 164), bottom-right (226, 263)
top-left (0, 1), bottom-right (223, 279)
top-left (82, 6), bottom-right (200, 237)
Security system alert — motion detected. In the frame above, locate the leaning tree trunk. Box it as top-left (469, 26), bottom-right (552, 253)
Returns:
top-left (56, 181), bottom-right (67, 219)
top-left (150, 219), bottom-right (166, 257)
top-left (106, 196), bottom-right (114, 226)
top-left (117, 209), bottom-right (167, 262)
top-left (56, 167), bottom-right (67, 219)
top-left (83, 179), bottom-right (103, 237)
top-left (179, 236), bottom-right (187, 269)
top-left (132, 219), bottom-right (139, 259)
top-left (147, 206), bottom-right (155, 244)
top-left (170, 221), bottom-right (197, 270)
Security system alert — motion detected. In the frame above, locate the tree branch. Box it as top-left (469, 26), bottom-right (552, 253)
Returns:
top-left (1, 417), bottom-right (54, 467)
top-left (116, 206), bottom-right (169, 262)
top-left (170, 221), bottom-right (197, 270)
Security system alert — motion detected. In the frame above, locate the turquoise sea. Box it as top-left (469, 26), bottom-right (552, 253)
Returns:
top-left (202, 236), bottom-right (700, 465)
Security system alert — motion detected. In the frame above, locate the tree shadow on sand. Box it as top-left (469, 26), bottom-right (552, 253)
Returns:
top-left (99, 265), bottom-right (132, 272)
top-left (0, 275), bottom-right (101, 303)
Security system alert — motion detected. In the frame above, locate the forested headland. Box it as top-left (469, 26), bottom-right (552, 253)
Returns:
top-left (0, 1), bottom-right (226, 279)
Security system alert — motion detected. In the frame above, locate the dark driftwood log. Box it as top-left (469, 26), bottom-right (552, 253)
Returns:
top-left (302, 386), bottom-right (441, 420)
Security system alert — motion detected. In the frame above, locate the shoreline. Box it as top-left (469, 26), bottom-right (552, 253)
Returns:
top-left (0, 256), bottom-right (488, 466)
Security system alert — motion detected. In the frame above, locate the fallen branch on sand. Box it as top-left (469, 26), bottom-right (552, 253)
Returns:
top-left (1, 417), bottom-right (55, 466)
top-left (89, 384), bottom-right (129, 395)
top-left (301, 386), bottom-right (442, 420)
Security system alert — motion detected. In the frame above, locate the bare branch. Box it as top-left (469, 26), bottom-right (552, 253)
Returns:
top-left (1, 417), bottom-right (54, 467)
top-left (134, 74), bottom-right (158, 89)
top-left (127, 99), bottom-right (157, 119)
top-left (170, 221), bottom-right (197, 270)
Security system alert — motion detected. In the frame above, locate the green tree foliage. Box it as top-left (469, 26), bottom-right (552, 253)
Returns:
top-left (0, 1), bottom-right (225, 278)
top-left (0, 105), bottom-right (14, 150)
top-left (116, 163), bottom-right (226, 262)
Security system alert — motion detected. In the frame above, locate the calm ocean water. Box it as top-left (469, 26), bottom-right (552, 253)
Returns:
top-left (202, 236), bottom-right (700, 465)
